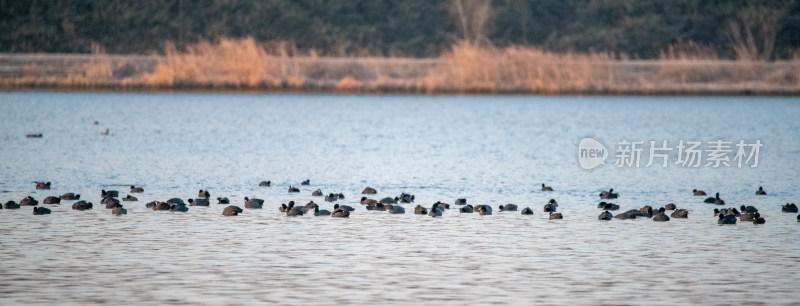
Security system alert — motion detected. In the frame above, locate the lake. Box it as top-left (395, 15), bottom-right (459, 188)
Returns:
top-left (1, 91), bottom-right (799, 305)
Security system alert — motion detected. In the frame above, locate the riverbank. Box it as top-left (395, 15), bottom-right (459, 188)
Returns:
top-left (2, 40), bottom-right (799, 96)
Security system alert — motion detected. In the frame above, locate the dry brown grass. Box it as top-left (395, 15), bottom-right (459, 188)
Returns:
top-left (1, 38), bottom-right (799, 95)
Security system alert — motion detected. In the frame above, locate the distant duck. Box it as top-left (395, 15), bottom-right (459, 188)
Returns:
top-left (223, 205), bottom-right (243, 216)
top-left (43, 196), bottom-right (60, 204)
top-left (541, 183), bottom-right (553, 191)
top-left (4, 201), bottom-right (20, 209)
top-left (101, 190), bottom-right (119, 198)
top-left (151, 201), bottom-right (171, 211)
top-left (597, 202), bottom-right (619, 210)
top-left (258, 180), bottom-right (271, 187)
top-left (387, 205), bottom-right (405, 214)
top-left (301, 179), bottom-right (310, 185)
top-left (460, 205), bottom-right (474, 213)
top-left (198, 190), bottom-right (210, 198)
top-left (122, 195), bottom-right (138, 202)
top-left (20, 196), bottom-right (38, 206)
top-left (362, 187), bottom-right (377, 194)
top-left (286, 202), bottom-right (306, 216)
top-left (693, 189), bottom-right (707, 196)
top-left (521, 207), bottom-right (534, 215)
top-left (782, 203), bottom-right (798, 213)
top-left (753, 212), bottom-right (766, 224)
top-left (755, 186), bottom-right (766, 195)
top-left (101, 196), bottom-right (120, 207)
top-left (740, 212), bottom-right (755, 221)
top-left (166, 198), bottom-right (184, 205)
top-left (671, 209), bottom-right (689, 218)
top-left (312, 189), bottom-right (323, 196)
top-left (60, 193), bottom-right (80, 200)
top-left (305, 201), bottom-right (318, 210)
top-left (714, 208), bottom-right (740, 217)
top-left (598, 210), bottom-right (613, 220)
top-left (704, 193), bottom-right (724, 205)
top-left (664, 203), bottom-right (677, 210)
top-left (740, 205), bottom-right (758, 214)
top-left (243, 197), bottom-right (264, 209)
top-left (474, 204), bottom-right (492, 216)
top-left (361, 197), bottom-right (378, 206)
top-left (130, 185), bottom-right (144, 193)
top-left (331, 207), bottom-right (350, 218)
top-left (33, 207), bottom-right (51, 215)
top-left (100, 129), bottom-right (110, 135)
top-left (499, 204), bottom-right (518, 212)
top-left (599, 188), bottom-right (618, 199)
top-left (288, 185), bottom-right (300, 193)
top-left (639, 206), bottom-right (654, 218)
top-left (34, 181), bottom-right (51, 190)
top-left (170, 203), bottom-right (189, 212)
top-left (718, 214), bottom-right (737, 225)
top-left (333, 204), bottom-right (354, 212)
top-left (653, 211), bottom-right (670, 222)
top-left (414, 205), bottom-right (428, 214)
top-left (112, 204), bottom-right (127, 215)
top-left (279, 201), bottom-right (294, 212)
top-left (26, 133), bottom-right (43, 138)
top-left (380, 197), bottom-right (397, 205)
top-left (188, 198), bottom-right (210, 206)
top-left (396, 193), bottom-right (415, 203)
top-left (615, 209), bottom-right (639, 220)
top-left (313, 205), bottom-right (331, 216)
top-left (324, 193), bottom-right (338, 202)
top-left (217, 197), bottom-right (230, 204)
top-left (428, 203), bottom-right (443, 217)
top-left (433, 201), bottom-right (450, 210)
top-left (366, 202), bottom-right (386, 211)
top-left (543, 199), bottom-right (558, 212)
top-left (455, 198), bottom-right (467, 205)
top-left (71, 201), bottom-right (92, 210)
top-left (549, 212), bottom-right (563, 220)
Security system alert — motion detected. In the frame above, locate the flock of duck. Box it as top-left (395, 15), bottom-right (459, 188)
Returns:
top-left (3, 181), bottom-right (799, 225)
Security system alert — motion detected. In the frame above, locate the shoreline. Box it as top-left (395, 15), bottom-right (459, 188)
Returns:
top-left (2, 52), bottom-right (799, 96)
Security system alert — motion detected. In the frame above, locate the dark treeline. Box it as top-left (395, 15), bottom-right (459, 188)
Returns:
top-left (2, 0), bottom-right (799, 59)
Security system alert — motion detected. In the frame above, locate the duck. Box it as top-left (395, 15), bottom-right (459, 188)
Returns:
top-left (549, 212), bottom-right (563, 220)
top-left (755, 186), bottom-right (766, 195)
top-left (170, 203), bottom-right (189, 212)
top-left (753, 212), bottom-right (766, 224)
top-left (543, 199), bottom-right (558, 212)
top-left (782, 203), bottom-right (798, 213)
top-left (26, 133), bottom-right (43, 138)
top-left (428, 203), bottom-right (443, 217)
top-left (188, 198), bottom-right (210, 206)
top-left (474, 204), bottom-right (492, 216)
top-left (313, 204), bottom-right (331, 216)
top-left (217, 197), bottom-right (230, 204)
top-left (541, 183), bottom-right (553, 191)
top-left (129, 185), bottom-right (144, 193)
top-left (301, 179), bottom-right (310, 185)
top-left (693, 189), bottom-right (707, 196)
top-left (740, 211), bottom-right (755, 221)
top-left (331, 207), bottom-right (350, 218)
top-left (258, 180), bottom-right (271, 187)
top-left (615, 210), bottom-right (639, 220)
top-left (279, 202), bottom-right (294, 212)
top-left (414, 205), bottom-right (428, 214)
top-left (333, 204), bottom-right (354, 212)
top-left (166, 198), bottom-right (184, 205)
top-left (101, 196), bottom-right (120, 207)
top-left (305, 201), bottom-right (318, 210)
top-left (704, 193), bottom-right (724, 205)
top-left (198, 189), bottom-right (211, 198)
top-left (101, 190), bottom-right (119, 198)
top-left (122, 195), bottom-right (138, 202)
top-left (288, 185), bottom-right (300, 193)
top-left (286, 202), bottom-right (305, 216)
top-left (243, 197), bottom-right (264, 209)
top-left (151, 201), bottom-right (171, 211)
top-left (34, 181), bottom-right (51, 190)
top-left (459, 205), bottom-right (474, 213)
top-left (653, 211), bottom-right (670, 222)
top-left (362, 187), bottom-right (377, 194)
top-left (455, 198), bottom-right (467, 205)
top-left (111, 204), bottom-right (127, 215)
top-left (671, 209), bottom-right (689, 218)
top-left (43, 196), bottom-right (60, 204)
top-left (599, 188), bottom-right (619, 199)
top-left (718, 214), bottom-right (737, 224)
top-left (19, 196), bottom-right (38, 206)
top-left (361, 197), bottom-right (378, 206)
top-left (499, 203), bottom-right (518, 212)
top-left (366, 202), bottom-right (386, 211)
top-left (597, 202), bottom-right (619, 210)
top-left (71, 201), bottom-right (92, 210)
top-left (598, 210), bottom-right (613, 220)
top-left (33, 207), bottom-right (51, 215)
top-left (639, 206), bottom-right (654, 218)
top-left (387, 205), bottom-right (405, 214)
top-left (664, 203), bottom-right (677, 210)
top-left (397, 193), bottom-right (415, 203)
top-left (312, 189), bottom-right (323, 196)
top-left (521, 207), bottom-right (534, 215)
top-left (740, 205), bottom-right (758, 214)
top-left (379, 197), bottom-right (397, 205)
top-left (59, 193), bottom-right (80, 200)
top-left (4, 200), bottom-right (20, 209)
top-left (713, 208), bottom-right (741, 217)
top-left (324, 193), bottom-right (338, 202)
top-left (223, 205), bottom-right (243, 216)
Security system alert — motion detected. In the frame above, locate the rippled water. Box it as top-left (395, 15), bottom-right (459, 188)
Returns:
top-left (1, 92), bottom-right (799, 305)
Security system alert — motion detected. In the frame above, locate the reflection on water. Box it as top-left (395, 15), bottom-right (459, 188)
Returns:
top-left (1, 92), bottom-right (799, 305)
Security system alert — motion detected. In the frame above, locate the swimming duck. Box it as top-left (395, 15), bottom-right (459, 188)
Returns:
top-left (671, 209), bottom-right (689, 218)
top-left (428, 203), bottom-right (443, 217)
top-left (652, 212), bottom-right (670, 222)
top-left (313, 204), bottom-right (331, 216)
top-left (331, 207), bottom-right (350, 218)
top-left (362, 187), bottom-right (377, 194)
top-left (782, 203), bottom-right (798, 213)
top-left (704, 193), bottom-right (724, 205)
top-left (414, 205), bottom-right (428, 214)
top-left (333, 204), bottom-right (354, 212)
top-left (718, 214), bottom-right (737, 224)
top-left (112, 204), bottom-right (127, 215)
top-left (474, 204), bottom-right (492, 216)
top-left (43, 196), bottom-right (60, 204)
top-left (217, 197), bottom-right (230, 204)
top-left (19, 196), bottom-right (38, 206)
top-left (60, 193), bottom-right (80, 200)
top-left (258, 180), bottom-right (271, 187)
top-left (599, 188), bottom-right (618, 199)
top-left (198, 190), bottom-right (211, 198)
top-left (361, 197), bottom-right (378, 206)
top-left (455, 198), bottom-right (467, 206)
top-left (541, 183), bottom-right (553, 191)
top-left (664, 203), bottom-right (677, 210)
top-left (387, 204), bottom-right (405, 214)
top-left (598, 210), bottom-right (613, 220)
top-left (301, 179), bottom-right (310, 185)
top-left (288, 185), bottom-right (300, 193)
top-left (71, 201), bottom-right (92, 210)
top-left (312, 189), bottom-right (323, 196)
top-left (693, 189), bottom-right (706, 196)
top-left (755, 186), bottom-right (766, 195)
top-left (34, 181), bottom-right (51, 190)
top-left (543, 199), bottom-right (558, 212)
top-left (460, 205), bottom-right (474, 213)
top-left (223, 205), bottom-right (243, 216)
top-left (130, 185), bottom-right (144, 193)
top-left (170, 203), bottom-right (189, 212)
top-left (740, 205), bottom-right (758, 214)
top-left (499, 203), bottom-right (518, 212)
top-left (243, 197), bottom-right (264, 209)
top-left (597, 202), bottom-right (619, 210)
top-left (33, 207), bottom-right (51, 215)
top-left (122, 195), bottom-right (138, 202)
top-left (549, 212), bottom-right (563, 219)
top-left (521, 207), bottom-right (534, 215)
top-left (102, 190), bottom-right (119, 198)
top-left (188, 198), bottom-right (210, 206)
